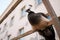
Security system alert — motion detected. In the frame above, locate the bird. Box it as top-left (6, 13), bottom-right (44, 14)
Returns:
top-left (26, 8), bottom-right (55, 40)
top-left (26, 8), bottom-right (49, 27)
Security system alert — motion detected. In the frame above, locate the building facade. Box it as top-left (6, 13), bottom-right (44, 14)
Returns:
top-left (0, 0), bottom-right (60, 40)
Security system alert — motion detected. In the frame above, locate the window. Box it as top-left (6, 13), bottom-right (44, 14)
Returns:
top-left (2, 23), bottom-right (7, 33)
top-left (18, 28), bottom-right (24, 40)
top-left (10, 16), bottom-right (14, 27)
top-left (35, 0), bottom-right (42, 5)
top-left (21, 6), bottom-right (26, 18)
top-left (3, 31), bottom-right (8, 40)
top-left (19, 28), bottom-right (24, 35)
top-left (7, 35), bottom-right (11, 40)
top-left (0, 23), bottom-right (7, 33)
top-left (4, 23), bottom-right (7, 30)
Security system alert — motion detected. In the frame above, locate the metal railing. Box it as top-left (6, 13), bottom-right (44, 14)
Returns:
top-left (42, 0), bottom-right (60, 38)
top-left (11, 29), bottom-right (36, 40)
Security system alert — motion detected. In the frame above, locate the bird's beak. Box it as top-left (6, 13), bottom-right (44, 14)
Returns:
top-left (26, 5), bottom-right (32, 12)
top-left (26, 9), bottom-right (30, 12)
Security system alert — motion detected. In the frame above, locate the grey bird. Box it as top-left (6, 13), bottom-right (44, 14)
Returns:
top-left (26, 9), bottom-right (55, 40)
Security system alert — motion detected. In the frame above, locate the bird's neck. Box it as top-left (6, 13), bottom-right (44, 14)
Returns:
top-left (28, 12), bottom-right (34, 15)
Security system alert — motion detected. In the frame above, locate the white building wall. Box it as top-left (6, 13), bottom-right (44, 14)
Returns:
top-left (0, 0), bottom-right (60, 40)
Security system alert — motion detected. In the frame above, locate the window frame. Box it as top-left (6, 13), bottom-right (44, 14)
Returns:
top-left (20, 6), bottom-right (26, 19)
top-left (35, 0), bottom-right (42, 7)
top-left (18, 27), bottom-right (24, 40)
top-left (10, 16), bottom-right (14, 27)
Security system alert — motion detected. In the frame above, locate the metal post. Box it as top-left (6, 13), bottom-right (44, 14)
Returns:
top-left (11, 30), bottom-right (36, 40)
top-left (42, 0), bottom-right (60, 38)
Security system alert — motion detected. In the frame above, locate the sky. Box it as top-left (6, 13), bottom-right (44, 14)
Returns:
top-left (0, 0), bottom-right (12, 16)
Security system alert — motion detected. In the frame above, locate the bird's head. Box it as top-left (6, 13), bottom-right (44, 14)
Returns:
top-left (26, 8), bottom-right (35, 16)
top-left (26, 5), bottom-right (34, 13)
top-left (28, 12), bottom-right (52, 30)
